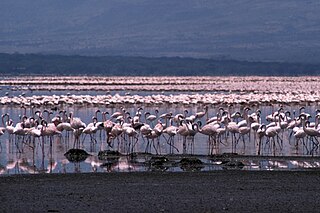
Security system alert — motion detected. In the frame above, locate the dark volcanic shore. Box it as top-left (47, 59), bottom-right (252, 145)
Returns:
top-left (1, 171), bottom-right (319, 212)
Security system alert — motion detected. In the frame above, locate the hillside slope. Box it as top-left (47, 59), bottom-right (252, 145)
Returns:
top-left (1, 1), bottom-right (320, 62)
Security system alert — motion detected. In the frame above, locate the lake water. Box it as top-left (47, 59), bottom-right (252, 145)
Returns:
top-left (1, 89), bottom-right (320, 175)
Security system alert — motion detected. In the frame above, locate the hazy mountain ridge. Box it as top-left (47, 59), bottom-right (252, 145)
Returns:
top-left (0, 53), bottom-right (319, 76)
top-left (1, 1), bottom-right (320, 62)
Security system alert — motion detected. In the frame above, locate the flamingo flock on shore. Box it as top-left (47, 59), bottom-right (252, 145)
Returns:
top-left (1, 105), bottom-right (320, 156)
top-left (1, 76), bottom-right (320, 107)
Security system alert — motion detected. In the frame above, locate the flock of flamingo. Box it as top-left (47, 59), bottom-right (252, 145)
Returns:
top-left (1, 76), bottom-right (320, 95)
top-left (1, 76), bottom-right (320, 107)
top-left (1, 76), bottom-right (320, 174)
top-left (0, 104), bottom-right (319, 157)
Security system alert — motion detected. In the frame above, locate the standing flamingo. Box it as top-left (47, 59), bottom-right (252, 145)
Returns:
top-left (299, 114), bottom-right (320, 155)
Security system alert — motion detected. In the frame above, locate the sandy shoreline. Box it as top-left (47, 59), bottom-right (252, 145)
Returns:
top-left (1, 171), bottom-right (320, 212)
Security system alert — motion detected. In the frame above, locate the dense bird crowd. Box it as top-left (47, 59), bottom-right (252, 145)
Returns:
top-left (1, 105), bottom-right (319, 156)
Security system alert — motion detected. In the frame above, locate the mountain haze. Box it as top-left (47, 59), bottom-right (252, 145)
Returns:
top-left (1, 0), bottom-right (320, 62)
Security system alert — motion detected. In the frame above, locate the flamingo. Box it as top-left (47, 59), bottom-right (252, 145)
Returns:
top-left (225, 117), bottom-right (240, 153)
top-left (56, 121), bottom-right (74, 134)
top-left (145, 130), bottom-right (161, 154)
top-left (101, 112), bottom-right (115, 145)
top-left (0, 113), bottom-right (8, 137)
top-left (299, 114), bottom-right (320, 155)
top-left (179, 121), bottom-right (199, 155)
top-left (93, 110), bottom-right (105, 137)
top-left (123, 126), bottom-right (138, 154)
top-left (287, 117), bottom-right (301, 143)
top-left (162, 119), bottom-right (179, 154)
top-left (69, 112), bottom-right (86, 129)
top-left (206, 107), bottom-right (224, 125)
top-left (139, 122), bottom-right (152, 149)
top-left (40, 120), bottom-right (61, 138)
top-left (184, 109), bottom-right (197, 123)
top-left (159, 112), bottom-right (172, 128)
top-left (265, 125), bottom-right (280, 156)
top-left (251, 113), bottom-right (261, 145)
top-left (236, 107), bottom-right (251, 128)
top-left (292, 127), bottom-right (306, 153)
top-left (144, 109), bottom-right (159, 127)
top-left (198, 121), bottom-right (219, 155)
top-left (133, 107), bottom-right (143, 123)
top-left (2, 114), bottom-right (13, 129)
top-left (173, 113), bottom-right (184, 125)
top-left (146, 120), bottom-right (164, 154)
top-left (110, 107), bottom-right (125, 120)
top-left (177, 120), bottom-right (190, 154)
top-left (26, 125), bottom-right (42, 138)
top-left (13, 117), bottom-right (28, 139)
top-left (196, 105), bottom-right (209, 120)
top-left (237, 125), bottom-right (251, 152)
top-left (256, 124), bottom-right (266, 155)
top-left (249, 109), bottom-right (261, 123)
top-left (82, 117), bottom-right (102, 143)
top-left (108, 121), bottom-right (124, 150)
top-left (69, 112), bottom-right (86, 147)
top-left (236, 111), bottom-right (255, 151)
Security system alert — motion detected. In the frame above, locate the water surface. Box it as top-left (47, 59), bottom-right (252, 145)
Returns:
top-left (0, 90), bottom-right (320, 175)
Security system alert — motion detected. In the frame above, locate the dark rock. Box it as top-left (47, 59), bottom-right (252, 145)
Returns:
top-left (210, 153), bottom-right (240, 164)
top-left (150, 156), bottom-right (169, 163)
top-left (148, 156), bottom-right (170, 171)
top-left (180, 157), bottom-right (203, 166)
top-left (98, 150), bottom-right (122, 160)
top-left (64, 149), bottom-right (90, 162)
top-left (222, 160), bottom-right (245, 170)
top-left (179, 157), bottom-right (204, 171)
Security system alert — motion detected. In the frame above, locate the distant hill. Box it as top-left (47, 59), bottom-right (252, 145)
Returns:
top-left (0, 53), bottom-right (319, 76)
top-left (0, 1), bottom-right (320, 63)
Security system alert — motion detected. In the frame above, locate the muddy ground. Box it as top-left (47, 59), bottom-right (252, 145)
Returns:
top-left (1, 171), bottom-right (319, 212)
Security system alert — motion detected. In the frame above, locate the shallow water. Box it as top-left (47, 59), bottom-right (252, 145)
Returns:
top-left (0, 90), bottom-right (320, 175)
top-left (0, 85), bottom-right (227, 97)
